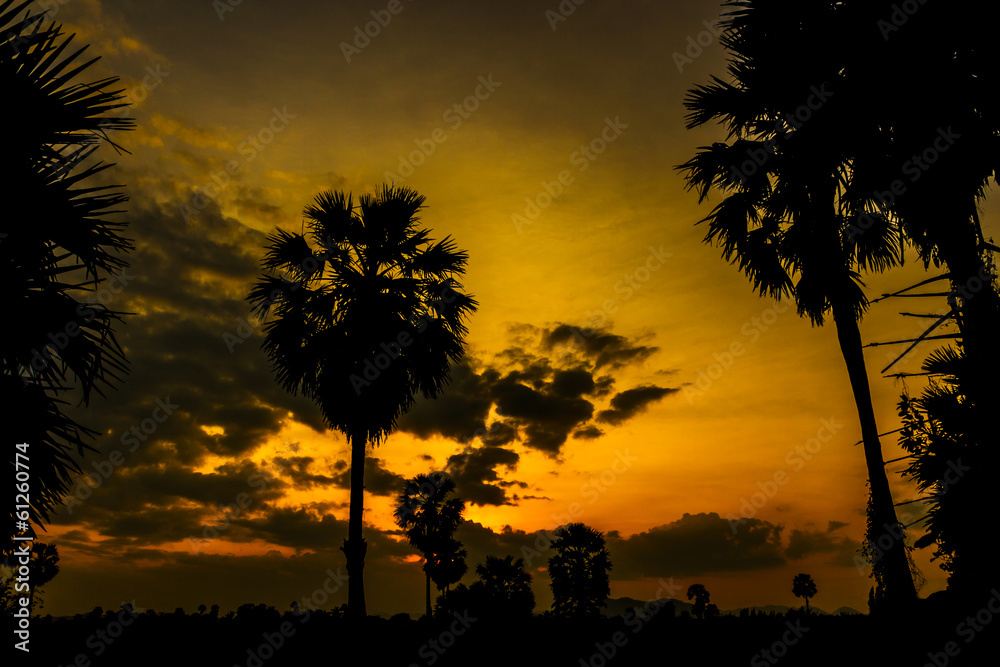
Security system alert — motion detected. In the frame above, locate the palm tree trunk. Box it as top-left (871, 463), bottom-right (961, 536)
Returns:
top-left (830, 300), bottom-right (917, 609)
top-left (342, 432), bottom-right (367, 618)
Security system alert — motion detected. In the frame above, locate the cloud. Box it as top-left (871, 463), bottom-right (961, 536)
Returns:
top-left (150, 113), bottom-right (235, 151)
top-left (606, 512), bottom-right (787, 578)
top-left (785, 527), bottom-right (862, 566)
top-left (573, 425), bottom-right (604, 440)
top-left (272, 456), bottom-right (337, 488)
top-left (395, 361), bottom-right (494, 442)
top-left (545, 324), bottom-right (658, 369)
top-left (597, 385), bottom-right (679, 425)
top-left (492, 372), bottom-right (595, 454)
top-left (399, 323), bottom-right (676, 461)
top-left (330, 457), bottom-right (406, 497)
top-left (446, 446), bottom-right (521, 506)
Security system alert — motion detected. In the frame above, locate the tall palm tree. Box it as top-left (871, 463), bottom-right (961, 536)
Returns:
top-left (2, 1), bottom-right (133, 557)
top-left (548, 523), bottom-right (612, 618)
top-left (677, 0), bottom-right (917, 608)
top-left (394, 472), bottom-right (467, 618)
top-left (249, 187), bottom-right (477, 618)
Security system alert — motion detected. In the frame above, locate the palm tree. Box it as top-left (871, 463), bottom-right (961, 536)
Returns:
top-left (249, 187), bottom-right (477, 617)
top-left (427, 537), bottom-right (468, 593)
top-left (2, 1), bottom-right (133, 557)
top-left (475, 555), bottom-right (535, 617)
top-left (792, 573), bottom-right (817, 613)
top-left (394, 472), bottom-right (467, 619)
top-left (548, 523), bottom-right (612, 618)
top-left (677, 0), bottom-right (917, 609)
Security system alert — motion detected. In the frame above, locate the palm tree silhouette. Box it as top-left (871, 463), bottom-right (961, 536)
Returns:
top-left (249, 187), bottom-right (477, 617)
top-left (475, 555), bottom-right (535, 617)
top-left (2, 1), bottom-right (134, 558)
top-left (677, 0), bottom-right (916, 608)
top-left (548, 523), bottom-right (612, 618)
top-left (394, 472), bottom-right (467, 619)
top-left (792, 573), bottom-right (817, 613)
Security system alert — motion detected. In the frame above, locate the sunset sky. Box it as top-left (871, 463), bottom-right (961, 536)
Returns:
top-left (30, 0), bottom-right (999, 617)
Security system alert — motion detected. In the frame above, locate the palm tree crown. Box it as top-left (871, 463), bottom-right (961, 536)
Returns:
top-left (2, 0), bottom-right (134, 556)
top-left (394, 472), bottom-right (467, 618)
top-left (248, 185), bottom-right (477, 444)
top-left (548, 523), bottom-right (612, 618)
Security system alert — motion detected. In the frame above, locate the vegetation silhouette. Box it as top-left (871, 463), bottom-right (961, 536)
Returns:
top-left (394, 472), bottom-right (467, 619)
top-left (248, 186), bottom-right (477, 617)
top-left (792, 574), bottom-right (817, 614)
top-left (9, 1), bottom-right (1000, 664)
top-left (1, 0), bottom-right (133, 558)
top-left (686, 583), bottom-right (711, 620)
top-left (849, 0), bottom-right (1000, 603)
top-left (548, 523), bottom-right (612, 619)
top-left (433, 554), bottom-right (535, 622)
top-left (474, 555), bottom-right (535, 618)
top-left (0, 542), bottom-right (59, 613)
top-left (677, 0), bottom-right (919, 609)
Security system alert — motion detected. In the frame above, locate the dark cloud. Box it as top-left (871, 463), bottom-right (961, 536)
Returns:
top-left (50, 459), bottom-right (287, 533)
top-left (60, 194), bottom-right (328, 475)
top-left (785, 528), bottom-right (862, 566)
top-left (493, 373), bottom-right (594, 454)
top-left (273, 456), bottom-right (337, 488)
top-left (545, 324), bottom-right (658, 369)
top-left (827, 520), bottom-right (849, 533)
top-left (446, 446), bottom-right (521, 506)
top-left (606, 512), bottom-right (787, 578)
top-left (597, 385), bottom-right (679, 425)
top-left (395, 361), bottom-right (494, 442)
top-left (573, 425), bottom-right (604, 440)
top-left (330, 457), bottom-right (406, 497)
top-left (398, 323), bottom-right (675, 461)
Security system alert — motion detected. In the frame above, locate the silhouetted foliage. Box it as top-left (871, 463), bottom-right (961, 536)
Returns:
top-left (1, 0), bottom-right (134, 558)
top-left (394, 472), bottom-right (467, 618)
top-left (248, 187), bottom-right (477, 616)
top-left (686, 584), bottom-right (711, 620)
top-left (850, 0), bottom-right (1000, 605)
top-left (1, 541), bottom-right (59, 613)
top-left (475, 555), bottom-right (535, 618)
top-left (548, 523), bottom-right (612, 618)
top-left (677, 0), bottom-right (918, 608)
top-left (792, 574), bottom-right (817, 613)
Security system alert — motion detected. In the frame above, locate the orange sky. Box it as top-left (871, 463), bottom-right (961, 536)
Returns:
top-left (21, 0), bottom-right (999, 618)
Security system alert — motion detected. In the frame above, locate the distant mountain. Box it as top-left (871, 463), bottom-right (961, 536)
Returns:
top-left (832, 606), bottom-right (863, 615)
